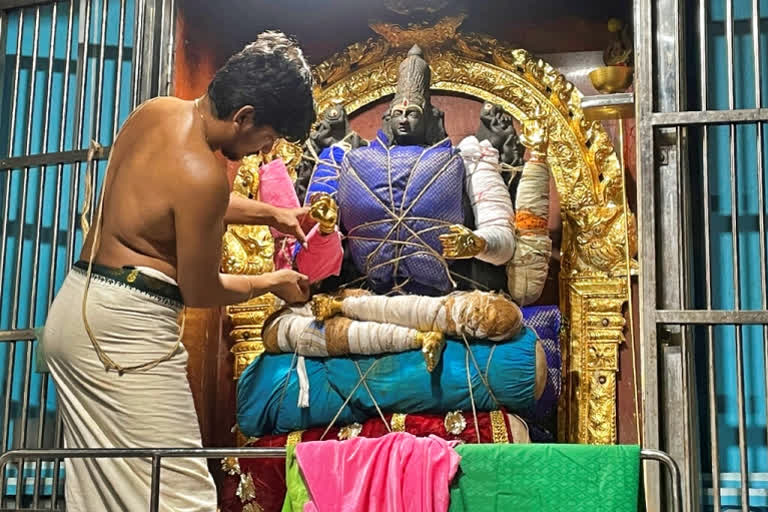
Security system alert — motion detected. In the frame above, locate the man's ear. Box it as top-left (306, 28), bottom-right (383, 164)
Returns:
top-left (232, 105), bottom-right (255, 128)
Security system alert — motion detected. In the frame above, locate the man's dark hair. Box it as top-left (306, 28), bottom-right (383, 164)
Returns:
top-left (208, 32), bottom-right (315, 142)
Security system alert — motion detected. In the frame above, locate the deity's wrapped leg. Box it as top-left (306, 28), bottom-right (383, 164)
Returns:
top-left (262, 304), bottom-right (446, 371)
top-left (312, 289), bottom-right (523, 341)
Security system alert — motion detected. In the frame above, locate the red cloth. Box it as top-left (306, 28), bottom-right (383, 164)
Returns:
top-left (295, 225), bottom-right (343, 283)
top-left (220, 411), bottom-right (525, 512)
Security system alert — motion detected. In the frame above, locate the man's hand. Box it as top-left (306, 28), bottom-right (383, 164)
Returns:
top-left (270, 206), bottom-right (315, 246)
top-left (266, 269), bottom-right (310, 304)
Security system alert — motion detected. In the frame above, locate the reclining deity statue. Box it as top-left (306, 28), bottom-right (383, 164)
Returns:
top-left (262, 45), bottom-right (550, 382)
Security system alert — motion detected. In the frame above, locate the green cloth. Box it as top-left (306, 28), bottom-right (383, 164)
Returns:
top-left (449, 444), bottom-right (641, 512)
top-left (282, 445), bottom-right (311, 512)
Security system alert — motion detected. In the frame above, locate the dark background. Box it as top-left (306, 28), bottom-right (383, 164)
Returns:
top-left (177, 0), bottom-right (632, 67)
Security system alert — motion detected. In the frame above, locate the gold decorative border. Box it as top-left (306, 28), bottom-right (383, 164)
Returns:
top-left (490, 410), bottom-right (510, 444)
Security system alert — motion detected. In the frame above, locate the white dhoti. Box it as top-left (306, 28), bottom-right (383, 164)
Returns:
top-left (42, 266), bottom-right (217, 512)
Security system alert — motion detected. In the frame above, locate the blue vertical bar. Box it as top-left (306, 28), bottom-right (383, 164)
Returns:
top-left (695, 0), bottom-right (768, 509)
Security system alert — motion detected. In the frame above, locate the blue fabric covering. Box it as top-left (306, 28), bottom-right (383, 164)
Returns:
top-left (522, 305), bottom-right (561, 423)
top-left (303, 145), bottom-right (345, 205)
top-left (520, 305), bottom-right (562, 440)
top-left (237, 327), bottom-right (539, 437)
top-left (337, 133), bottom-right (465, 295)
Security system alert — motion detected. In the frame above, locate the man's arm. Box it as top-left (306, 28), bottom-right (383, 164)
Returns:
top-left (225, 193), bottom-right (311, 245)
top-left (224, 193), bottom-right (278, 225)
top-left (174, 165), bottom-right (308, 308)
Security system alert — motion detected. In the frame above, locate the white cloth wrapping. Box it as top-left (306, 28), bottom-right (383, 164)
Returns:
top-left (507, 161), bottom-right (553, 305)
top-left (271, 305), bottom-right (421, 357)
top-left (341, 292), bottom-right (520, 341)
top-left (340, 294), bottom-right (446, 331)
top-left (458, 136), bottom-right (516, 265)
top-left (42, 268), bottom-right (217, 512)
top-left (514, 161), bottom-right (550, 217)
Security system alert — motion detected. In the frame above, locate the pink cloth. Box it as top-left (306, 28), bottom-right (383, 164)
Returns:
top-left (257, 159), bottom-right (300, 268)
top-left (295, 433), bottom-right (461, 512)
top-left (258, 159), bottom-right (300, 210)
top-left (295, 225), bottom-right (343, 283)
top-left (274, 238), bottom-right (297, 270)
top-left (258, 159), bottom-right (301, 244)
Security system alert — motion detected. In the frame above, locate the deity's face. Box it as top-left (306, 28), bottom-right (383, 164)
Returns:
top-left (387, 104), bottom-right (427, 145)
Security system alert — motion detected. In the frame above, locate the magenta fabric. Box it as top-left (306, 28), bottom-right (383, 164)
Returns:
top-left (258, 159), bottom-right (300, 210)
top-left (295, 433), bottom-right (461, 512)
top-left (256, 158), bottom-right (300, 268)
top-left (295, 224), bottom-right (343, 283)
top-left (274, 238), bottom-right (297, 270)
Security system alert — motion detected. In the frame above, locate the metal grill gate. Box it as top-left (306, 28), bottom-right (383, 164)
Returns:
top-left (636, 0), bottom-right (768, 510)
top-left (0, 0), bottom-right (174, 507)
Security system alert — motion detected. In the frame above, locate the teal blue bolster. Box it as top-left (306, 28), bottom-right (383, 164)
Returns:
top-left (237, 327), bottom-right (539, 437)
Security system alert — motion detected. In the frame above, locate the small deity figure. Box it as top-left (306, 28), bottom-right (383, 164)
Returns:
top-left (263, 45), bottom-right (548, 380)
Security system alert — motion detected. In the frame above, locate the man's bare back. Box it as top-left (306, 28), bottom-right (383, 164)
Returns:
top-left (80, 96), bottom-right (220, 280)
top-left (80, 91), bottom-right (313, 307)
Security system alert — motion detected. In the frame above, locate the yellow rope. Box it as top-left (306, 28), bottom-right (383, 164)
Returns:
top-left (80, 139), bottom-right (183, 375)
top-left (353, 360), bottom-right (392, 433)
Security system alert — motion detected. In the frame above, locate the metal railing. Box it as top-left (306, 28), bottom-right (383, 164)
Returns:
top-left (0, 446), bottom-right (682, 512)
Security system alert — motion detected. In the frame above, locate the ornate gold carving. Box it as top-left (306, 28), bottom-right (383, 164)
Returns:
top-left (558, 279), bottom-right (627, 444)
top-left (444, 411), bottom-right (467, 435)
top-left (243, 503), bottom-right (265, 512)
top-left (369, 14), bottom-right (466, 49)
top-left (229, 294), bottom-right (276, 378)
top-left (417, 331), bottom-right (445, 372)
top-left (338, 423), bottom-right (363, 440)
top-left (221, 457), bottom-right (241, 476)
top-left (518, 108), bottom-right (549, 161)
top-left (310, 18), bottom-right (636, 444)
top-left (237, 473), bottom-right (257, 503)
top-left (440, 224), bottom-right (487, 259)
top-left (311, 294), bottom-right (343, 321)
top-left (308, 192), bottom-right (338, 234)
top-left (221, 227), bottom-right (274, 275)
top-left (224, 145), bottom-right (303, 379)
top-left (391, 413), bottom-right (407, 432)
top-left (490, 410), bottom-right (510, 444)
top-left (286, 430), bottom-right (305, 447)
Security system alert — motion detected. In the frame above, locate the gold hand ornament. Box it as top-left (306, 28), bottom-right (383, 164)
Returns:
top-left (308, 192), bottom-right (338, 235)
top-left (439, 224), bottom-right (487, 259)
top-left (519, 106), bottom-right (549, 162)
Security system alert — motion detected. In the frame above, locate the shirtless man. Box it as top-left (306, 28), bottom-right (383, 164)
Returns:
top-left (42, 32), bottom-right (314, 511)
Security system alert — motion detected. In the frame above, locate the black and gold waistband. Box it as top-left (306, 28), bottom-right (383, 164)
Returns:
top-left (73, 260), bottom-right (184, 306)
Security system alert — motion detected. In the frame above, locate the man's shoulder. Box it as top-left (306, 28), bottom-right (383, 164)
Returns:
top-left (128, 97), bottom-right (190, 133)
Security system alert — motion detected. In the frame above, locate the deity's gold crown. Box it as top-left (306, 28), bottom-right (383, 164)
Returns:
top-left (390, 45), bottom-right (431, 112)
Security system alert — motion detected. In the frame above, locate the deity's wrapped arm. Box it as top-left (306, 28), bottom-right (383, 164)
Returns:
top-left (506, 116), bottom-right (553, 306)
top-left (457, 136), bottom-right (516, 265)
